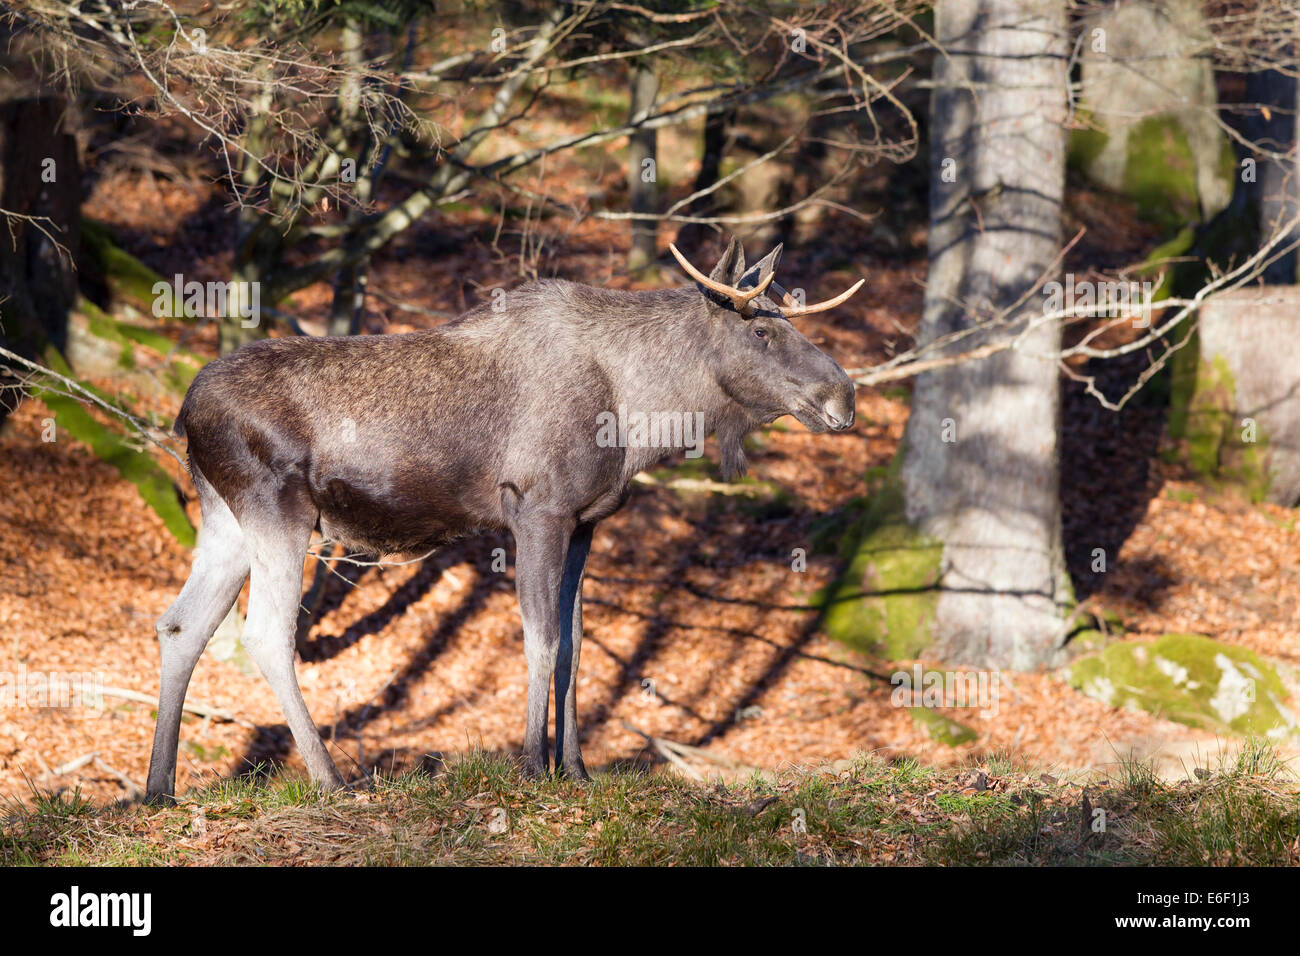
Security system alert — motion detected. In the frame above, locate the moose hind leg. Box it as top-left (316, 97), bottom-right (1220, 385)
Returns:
top-left (241, 522), bottom-right (346, 790)
top-left (146, 493), bottom-right (249, 802)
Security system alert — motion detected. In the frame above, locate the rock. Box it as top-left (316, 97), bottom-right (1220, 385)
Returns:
top-left (1067, 632), bottom-right (1299, 740)
top-left (207, 604), bottom-right (256, 676)
top-left (819, 459), bottom-right (942, 660)
top-left (64, 301), bottom-right (202, 399)
top-left (909, 707), bottom-right (977, 746)
top-left (1169, 288), bottom-right (1300, 505)
top-left (1074, 0), bottom-right (1232, 225)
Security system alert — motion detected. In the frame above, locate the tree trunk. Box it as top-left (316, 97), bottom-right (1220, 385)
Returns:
top-left (901, 0), bottom-right (1072, 669)
top-left (1243, 68), bottom-right (1299, 284)
top-left (328, 262), bottom-right (367, 336)
top-left (220, 250), bottom-right (272, 354)
top-left (627, 58), bottom-right (659, 271)
top-left (0, 95), bottom-right (81, 361)
top-left (221, 87), bottom-right (277, 355)
top-left (328, 18), bottom-right (370, 337)
top-left (673, 108), bottom-right (732, 254)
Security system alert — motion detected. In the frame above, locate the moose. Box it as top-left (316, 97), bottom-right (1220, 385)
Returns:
top-left (145, 237), bottom-right (862, 801)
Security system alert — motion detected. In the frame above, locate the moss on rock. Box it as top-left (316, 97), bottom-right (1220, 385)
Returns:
top-left (909, 707), bottom-right (977, 746)
top-left (1064, 628), bottom-right (1111, 658)
top-left (72, 299), bottom-right (203, 396)
top-left (1122, 116), bottom-right (1203, 229)
top-left (1166, 331), bottom-right (1274, 502)
top-left (1074, 109), bottom-right (1231, 232)
top-left (80, 219), bottom-right (182, 317)
top-left (34, 348), bottom-right (196, 548)
top-left (1067, 633), bottom-right (1298, 740)
top-left (1138, 225), bottom-right (1197, 304)
top-left (818, 457), bottom-right (942, 660)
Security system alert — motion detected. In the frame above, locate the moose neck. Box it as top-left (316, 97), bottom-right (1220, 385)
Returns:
top-left (590, 288), bottom-right (756, 478)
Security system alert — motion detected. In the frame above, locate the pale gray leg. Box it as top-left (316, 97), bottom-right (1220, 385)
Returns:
top-left (146, 489), bottom-right (249, 802)
top-left (514, 515), bottom-right (573, 777)
top-left (240, 522), bottom-right (346, 790)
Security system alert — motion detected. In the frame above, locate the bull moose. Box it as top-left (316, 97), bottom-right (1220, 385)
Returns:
top-left (145, 237), bottom-right (863, 800)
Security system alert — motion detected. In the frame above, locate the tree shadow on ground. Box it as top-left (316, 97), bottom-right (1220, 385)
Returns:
top-left (1060, 349), bottom-right (1168, 600)
top-left (225, 533), bottom-right (510, 787)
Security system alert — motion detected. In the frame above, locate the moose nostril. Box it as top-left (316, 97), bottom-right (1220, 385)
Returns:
top-left (824, 402), bottom-right (853, 429)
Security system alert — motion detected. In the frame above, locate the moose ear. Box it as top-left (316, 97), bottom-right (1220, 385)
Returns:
top-left (709, 236), bottom-right (746, 286)
top-left (738, 242), bottom-right (783, 291)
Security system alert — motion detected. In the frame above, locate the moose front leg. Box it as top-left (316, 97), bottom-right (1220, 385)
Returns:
top-left (513, 515), bottom-right (574, 777)
top-left (554, 523), bottom-right (594, 780)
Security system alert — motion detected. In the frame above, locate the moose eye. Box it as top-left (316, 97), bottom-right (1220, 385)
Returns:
top-left (753, 327), bottom-right (768, 341)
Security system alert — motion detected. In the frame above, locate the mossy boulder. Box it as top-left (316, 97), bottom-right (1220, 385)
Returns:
top-left (1120, 117), bottom-right (1202, 229)
top-left (819, 459), bottom-right (941, 660)
top-left (1067, 633), bottom-right (1298, 740)
top-left (1064, 628), bottom-right (1111, 658)
top-left (1075, 0), bottom-right (1232, 225)
top-left (80, 219), bottom-right (184, 317)
top-left (66, 299), bottom-right (203, 399)
top-left (1070, 113), bottom-right (1231, 231)
top-left (909, 707), bottom-right (977, 746)
top-left (1167, 289), bottom-right (1300, 505)
top-left (33, 347), bottom-right (196, 548)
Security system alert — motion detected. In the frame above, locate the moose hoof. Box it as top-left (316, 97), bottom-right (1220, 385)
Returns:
top-left (559, 762), bottom-right (591, 783)
top-left (521, 757), bottom-right (549, 779)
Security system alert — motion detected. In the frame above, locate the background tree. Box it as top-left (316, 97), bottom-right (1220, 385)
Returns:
top-left (904, 0), bottom-right (1072, 669)
top-left (9, 0), bottom-right (922, 346)
top-left (826, 0), bottom-right (1072, 670)
top-left (626, 53), bottom-right (660, 270)
top-left (0, 24), bottom-right (82, 367)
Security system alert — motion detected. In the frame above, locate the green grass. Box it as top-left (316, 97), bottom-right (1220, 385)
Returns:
top-left (4, 747), bottom-right (1298, 866)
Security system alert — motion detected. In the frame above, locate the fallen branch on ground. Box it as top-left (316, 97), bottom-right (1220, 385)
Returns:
top-left (632, 473), bottom-right (771, 496)
top-left (621, 720), bottom-right (756, 781)
top-left (99, 686), bottom-right (256, 729)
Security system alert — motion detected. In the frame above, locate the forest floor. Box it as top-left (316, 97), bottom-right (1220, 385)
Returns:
top-left (2, 118), bottom-right (1300, 823)
top-left (5, 746), bottom-right (1299, 866)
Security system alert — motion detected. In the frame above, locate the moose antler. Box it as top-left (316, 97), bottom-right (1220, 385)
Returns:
top-left (769, 278), bottom-right (866, 317)
top-left (669, 243), bottom-right (774, 308)
top-left (669, 242), bottom-right (864, 316)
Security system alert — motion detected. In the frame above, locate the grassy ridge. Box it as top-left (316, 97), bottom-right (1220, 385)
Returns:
top-left (3, 746), bottom-right (1298, 866)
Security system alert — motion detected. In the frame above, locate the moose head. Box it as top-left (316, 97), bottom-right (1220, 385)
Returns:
top-left (669, 238), bottom-right (861, 438)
